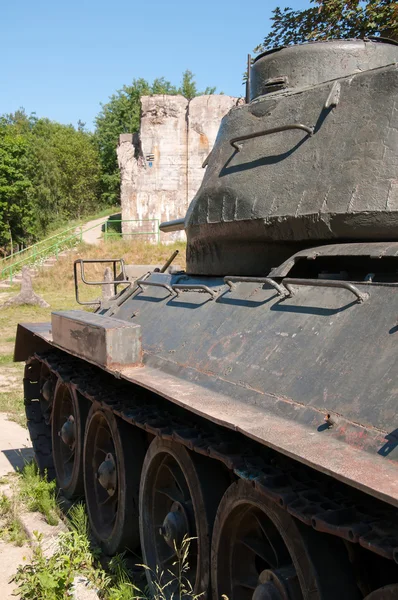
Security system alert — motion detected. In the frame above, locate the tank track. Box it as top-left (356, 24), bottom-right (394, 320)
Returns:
top-left (29, 348), bottom-right (398, 565)
top-left (24, 359), bottom-right (56, 481)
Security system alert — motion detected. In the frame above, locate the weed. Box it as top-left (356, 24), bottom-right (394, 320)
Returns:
top-left (5, 336), bottom-right (15, 342)
top-left (137, 536), bottom-right (204, 600)
top-left (0, 492), bottom-right (11, 515)
top-left (105, 552), bottom-right (143, 599)
top-left (13, 505), bottom-right (106, 599)
top-left (19, 461), bottom-right (59, 525)
top-left (14, 501), bottom-right (204, 600)
top-left (14, 531), bottom-right (71, 599)
top-left (0, 473), bottom-right (12, 485)
top-left (0, 493), bottom-right (27, 546)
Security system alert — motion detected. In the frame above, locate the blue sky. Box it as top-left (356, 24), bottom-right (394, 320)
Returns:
top-left (1, 0), bottom-right (308, 129)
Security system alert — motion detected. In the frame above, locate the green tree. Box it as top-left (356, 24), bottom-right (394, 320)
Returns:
top-left (256, 0), bottom-right (398, 52)
top-left (0, 110), bottom-right (102, 252)
top-left (94, 71), bottom-right (217, 205)
top-left (28, 119), bottom-right (101, 230)
top-left (0, 116), bottom-right (34, 250)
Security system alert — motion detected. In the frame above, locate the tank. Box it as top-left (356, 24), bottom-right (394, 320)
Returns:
top-left (14, 39), bottom-right (398, 600)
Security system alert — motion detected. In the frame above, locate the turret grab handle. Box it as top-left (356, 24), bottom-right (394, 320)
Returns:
top-left (282, 278), bottom-right (369, 303)
top-left (230, 123), bottom-right (314, 151)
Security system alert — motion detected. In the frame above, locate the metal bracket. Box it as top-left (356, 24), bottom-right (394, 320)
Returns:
top-left (282, 278), bottom-right (369, 303)
top-left (74, 259), bottom-right (129, 306)
top-left (224, 276), bottom-right (288, 297)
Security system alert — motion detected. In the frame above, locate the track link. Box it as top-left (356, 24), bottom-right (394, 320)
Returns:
top-left (33, 348), bottom-right (398, 564)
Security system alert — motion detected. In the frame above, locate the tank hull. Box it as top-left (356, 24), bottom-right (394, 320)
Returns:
top-left (15, 257), bottom-right (398, 508)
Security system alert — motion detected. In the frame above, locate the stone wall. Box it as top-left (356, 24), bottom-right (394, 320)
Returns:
top-left (117, 94), bottom-right (241, 242)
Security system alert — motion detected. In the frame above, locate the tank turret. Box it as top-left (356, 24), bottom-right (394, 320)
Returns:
top-left (181, 39), bottom-right (398, 275)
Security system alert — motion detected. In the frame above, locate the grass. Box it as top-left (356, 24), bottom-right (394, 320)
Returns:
top-left (19, 462), bottom-right (60, 526)
top-left (0, 493), bottom-right (28, 546)
top-left (0, 391), bottom-right (25, 427)
top-left (12, 475), bottom-right (202, 600)
top-left (0, 462), bottom-right (59, 553)
top-left (0, 352), bottom-right (14, 364)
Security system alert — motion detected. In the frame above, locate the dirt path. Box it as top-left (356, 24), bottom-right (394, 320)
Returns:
top-left (0, 415), bottom-right (33, 477)
top-left (0, 415), bottom-right (34, 598)
top-left (78, 214), bottom-right (118, 246)
top-left (0, 540), bottom-right (30, 599)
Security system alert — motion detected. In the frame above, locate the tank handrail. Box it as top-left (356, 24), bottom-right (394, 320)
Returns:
top-left (171, 284), bottom-right (217, 299)
top-left (224, 276), bottom-right (287, 297)
top-left (230, 123), bottom-right (314, 151)
top-left (282, 278), bottom-right (369, 303)
top-left (136, 279), bottom-right (174, 296)
top-left (74, 258), bottom-right (130, 306)
top-left (76, 258), bottom-right (128, 286)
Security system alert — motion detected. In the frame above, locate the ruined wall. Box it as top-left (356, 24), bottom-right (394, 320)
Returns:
top-left (117, 94), bottom-right (241, 242)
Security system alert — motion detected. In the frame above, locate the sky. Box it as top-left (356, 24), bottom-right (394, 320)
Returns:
top-left (1, 0), bottom-right (308, 130)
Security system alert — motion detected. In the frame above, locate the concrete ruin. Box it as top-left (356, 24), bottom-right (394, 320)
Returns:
top-left (117, 94), bottom-right (242, 242)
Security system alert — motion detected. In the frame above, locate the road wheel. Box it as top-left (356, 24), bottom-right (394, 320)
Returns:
top-left (52, 380), bottom-right (88, 499)
top-left (211, 479), bottom-right (360, 600)
top-left (83, 404), bottom-right (145, 555)
top-left (139, 437), bottom-right (228, 598)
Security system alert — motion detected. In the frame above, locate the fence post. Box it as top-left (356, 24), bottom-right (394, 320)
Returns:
top-left (104, 221), bottom-right (108, 242)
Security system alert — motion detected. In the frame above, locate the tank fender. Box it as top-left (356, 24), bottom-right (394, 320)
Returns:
top-left (14, 322), bottom-right (52, 362)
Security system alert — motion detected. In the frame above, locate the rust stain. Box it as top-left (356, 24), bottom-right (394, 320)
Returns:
top-left (199, 133), bottom-right (209, 151)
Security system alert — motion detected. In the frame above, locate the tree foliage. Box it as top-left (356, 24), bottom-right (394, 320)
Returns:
top-left (29, 119), bottom-right (100, 230)
top-left (256, 0), bottom-right (398, 52)
top-left (0, 111), bottom-right (101, 250)
top-left (94, 70), bottom-right (217, 205)
top-left (0, 117), bottom-right (33, 248)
